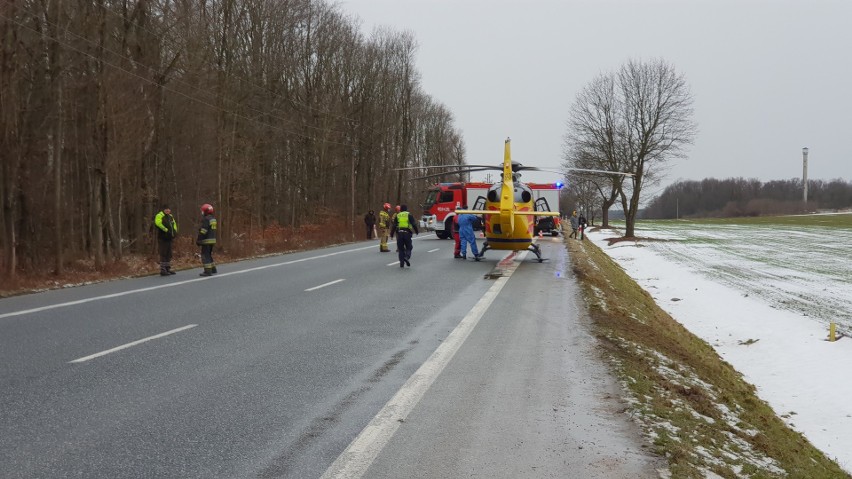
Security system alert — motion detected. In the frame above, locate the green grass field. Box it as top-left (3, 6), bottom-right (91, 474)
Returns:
top-left (643, 212), bottom-right (852, 228)
top-left (604, 213), bottom-right (852, 332)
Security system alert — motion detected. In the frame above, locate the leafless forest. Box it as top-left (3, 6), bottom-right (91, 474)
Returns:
top-left (0, 0), bottom-right (465, 279)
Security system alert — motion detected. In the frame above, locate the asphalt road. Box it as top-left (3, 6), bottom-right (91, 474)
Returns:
top-left (0, 235), bottom-right (662, 478)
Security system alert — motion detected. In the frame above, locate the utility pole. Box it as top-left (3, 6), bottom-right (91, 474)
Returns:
top-left (802, 147), bottom-right (809, 203)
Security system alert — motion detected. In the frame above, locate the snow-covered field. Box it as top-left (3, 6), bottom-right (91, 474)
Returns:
top-left (587, 220), bottom-right (852, 473)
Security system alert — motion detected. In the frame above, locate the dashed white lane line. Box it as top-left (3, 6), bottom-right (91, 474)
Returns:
top-left (427, 248), bottom-right (439, 253)
top-left (0, 238), bottom-right (438, 321)
top-left (305, 279), bottom-right (345, 292)
top-left (69, 324), bottom-right (197, 364)
top-left (386, 262), bottom-right (399, 267)
top-left (321, 251), bottom-right (527, 479)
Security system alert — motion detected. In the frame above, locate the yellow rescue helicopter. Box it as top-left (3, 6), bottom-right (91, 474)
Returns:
top-left (401, 138), bottom-right (632, 262)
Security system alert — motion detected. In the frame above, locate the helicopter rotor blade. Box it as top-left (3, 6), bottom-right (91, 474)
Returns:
top-left (408, 167), bottom-right (495, 181)
top-left (393, 164), bottom-right (502, 171)
top-left (393, 164), bottom-right (468, 171)
top-left (564, 167), bottom-right (635, 177)
top-left (516, 165), bottom-right (632, 177)
top-left (515, 166), bottom-right (563, 174)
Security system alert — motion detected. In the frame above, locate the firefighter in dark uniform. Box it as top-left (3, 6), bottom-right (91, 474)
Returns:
top-left (154, 204), bottom-right (178, 276)
top-left (379, 203), bottom-right (391, 252)
top-left (390, 204), bottom-right (419, 268)
top-left (197, 203), bottom-right (217, 276)
top-left (391, 205), bottom-right (401, 253)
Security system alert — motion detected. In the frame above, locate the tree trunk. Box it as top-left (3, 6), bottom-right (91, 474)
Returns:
top-left (53, 83), bottom-right (64, 274)
top-left (51, 5), bottom-right (65, 274)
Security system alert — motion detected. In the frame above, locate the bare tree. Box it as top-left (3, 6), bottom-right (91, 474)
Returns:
top-left (563, 73), bottom-right (631, 227)
top-left (0, 0), bottom-right (466, 281)
top-left (564, 58), bottom-right (696, 236)
top-left (617, 59), bottom-right (696, 236)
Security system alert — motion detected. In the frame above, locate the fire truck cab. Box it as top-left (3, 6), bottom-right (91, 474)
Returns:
top-left (419, 182), bottom-right (488, 239)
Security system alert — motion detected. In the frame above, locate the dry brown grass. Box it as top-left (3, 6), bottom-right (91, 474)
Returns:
top-left (0, 213), bottom-right (358, 298)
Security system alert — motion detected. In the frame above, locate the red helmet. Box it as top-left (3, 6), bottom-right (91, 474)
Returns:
top-left (201, 203), bottom-right (214, 215)
top-left (383, 203), bottom-right (391, 210)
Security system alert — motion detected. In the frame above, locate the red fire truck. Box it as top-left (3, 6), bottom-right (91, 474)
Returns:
top-left (418, 182), bottom-right (563, 238)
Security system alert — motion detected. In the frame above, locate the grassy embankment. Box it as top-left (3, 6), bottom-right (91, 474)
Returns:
top-left (565, 219), bottom-right (850, 478)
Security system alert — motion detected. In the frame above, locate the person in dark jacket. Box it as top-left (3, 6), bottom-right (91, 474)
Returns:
top-left (578, 213), bottom-right (588, 240)
top-left (390, 204), bottom-right (420, 268)
top-left (568, 210), bottom-right (579, 239)
top-left (364, 210), bottom-right (377, 239)
top-left (154, 204), bottom-right (178, 276)
top-left (197, 203), bottom-right (218, 276)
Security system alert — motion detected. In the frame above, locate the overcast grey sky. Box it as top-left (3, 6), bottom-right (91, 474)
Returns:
top-left (341, 0), bottom-right (851, 190)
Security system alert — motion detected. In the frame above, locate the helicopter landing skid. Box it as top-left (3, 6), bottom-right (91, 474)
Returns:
top-left (528, 243), bottom-right (545, 263)
top-left (474, 242), bottom-right (490, 261)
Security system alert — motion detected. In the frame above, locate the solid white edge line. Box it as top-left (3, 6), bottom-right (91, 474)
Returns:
top-left (305, 279), bottom-right (345, 292)
top-left (69, 324), bottom-right (197, 363)
top-left (321, 251), bottom-right (527, 479)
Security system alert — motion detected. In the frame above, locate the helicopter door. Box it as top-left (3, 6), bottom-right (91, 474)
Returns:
top-left (533, 198), bottom-right (552, 232)
top-left (472, 196), bottom-right (486, 230)
top-left (534, 197), bottom-right (552, 212)
top-left (472, 197), bottom-right (486, 211)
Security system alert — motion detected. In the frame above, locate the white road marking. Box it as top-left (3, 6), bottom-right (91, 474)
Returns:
top-left (0, 239), bottom-right (440, 320)
top-left (69, 324), bottom-right (197, 363)
top-left (427, 248), bottom-right (439, 253)
top-left (387, 262), bottom-right (399, 267)
top-left (321, 251), bottom-right (527, 479)
top-left (305, 279), bottom-right (345, 292)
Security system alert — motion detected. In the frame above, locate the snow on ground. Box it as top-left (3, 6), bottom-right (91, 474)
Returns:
top-left (586, 224), bottom-right (852, 473)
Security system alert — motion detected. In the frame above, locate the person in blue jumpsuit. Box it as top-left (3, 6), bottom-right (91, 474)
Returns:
top-left (457, 206), bottom-right (480, 260)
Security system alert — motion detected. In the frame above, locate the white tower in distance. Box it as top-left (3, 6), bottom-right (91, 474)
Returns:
top-left (802, 147), bottom-right (809, 203)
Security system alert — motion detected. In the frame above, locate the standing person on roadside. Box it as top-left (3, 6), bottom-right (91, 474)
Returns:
top-left (390, 204), bottom-right (419, 268)
top-left (457, 206), bottom-right (480, 260)
top-left (154, 204), bottom-right (178, 276)
top-left (568, 210), bottom-right (579, 239)
top-left (197, 203), bottom-right (218, 276)
top-left (378, 203), bottom-right (391, 252)
top-left (452, 204), bottom-right (462, 258)
top-left (391, 205), bottom-right (401, 224)
top-left (391, 205), bottom-right (401, 252)
top-left (364, 210), bottom-right (377, 240)
top-left (578, 212), bottom-right (588, 240)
